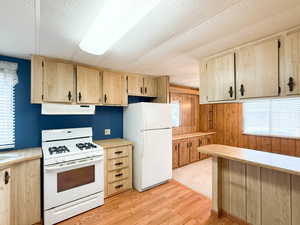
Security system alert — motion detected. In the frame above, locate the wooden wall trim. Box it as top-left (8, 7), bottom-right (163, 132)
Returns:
top-left (169, 84), bottom-right (199, 95)
top-left (199, 103), bottom-right (300, 157)
top-left (170, 92), bottom-right (200, 135)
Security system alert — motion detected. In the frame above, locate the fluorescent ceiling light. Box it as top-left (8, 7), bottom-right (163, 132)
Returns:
top-left (79, 0), bottom-right (162, 55)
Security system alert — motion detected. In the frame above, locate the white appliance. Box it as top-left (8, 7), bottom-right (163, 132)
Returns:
top-left (42, 127), bottom-right (104, 225)
top-left (42, 103), bottom-right (95, 115)
top-left (123, 102), bottom-right (172, 192)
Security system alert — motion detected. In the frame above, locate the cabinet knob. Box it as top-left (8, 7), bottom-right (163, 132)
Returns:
top-left (78, 92), bottom-right (82, 102)
top-left (140, 87), bottom-right (143, 94)
top-left (115, 184), bottom-right (123, 189)
top-left (68, 91), bottom-right (72, 101)
top-left (228, 86), bottom-right (233, 98)
top-left (145, 87), bottom-right (147, 94)
top-left (4, 171), bottom-right (10, 185)
top-left (240, 84), bottom-right (245, 96)
top-left (288, 77), bottom-right (295, 92)
top-left (104, 94), bottom-right (107, 103)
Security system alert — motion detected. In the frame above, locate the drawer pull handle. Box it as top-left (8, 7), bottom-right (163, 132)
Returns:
top-left (115, 151), bottom-right (123, 154)
top-left (115, 162), bottom-right (123, 166)
top-left (115, 173), bottom-right (123, 177)
top-left (115, 184), bottom-right (123, 189)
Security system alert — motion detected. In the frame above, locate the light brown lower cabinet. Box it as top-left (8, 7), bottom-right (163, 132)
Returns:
top-left (172, 142), bottom-right (179, 169)
top-left (0, 168), bottom-right (10, 225)
top-left (178, 139), bottom-right (190, 167)
top-left (0, 159), bottom-right (41, 225)
top-left (172, 135), bottom-right (213, 168)
top-left (97, 140), bottom-right (133, 198)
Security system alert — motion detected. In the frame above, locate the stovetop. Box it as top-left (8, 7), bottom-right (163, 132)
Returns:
top-left (41, 128), bottom-right (103, 165)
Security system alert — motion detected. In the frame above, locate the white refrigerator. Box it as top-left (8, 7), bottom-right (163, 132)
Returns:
top-left (123, 102), bottom-right (172, 192)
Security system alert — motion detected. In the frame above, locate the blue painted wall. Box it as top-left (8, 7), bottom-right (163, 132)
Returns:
top-left (0, 55), bottom-right (124, 150)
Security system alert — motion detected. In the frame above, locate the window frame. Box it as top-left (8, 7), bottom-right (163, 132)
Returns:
top-left (242, 98), bottom-right (300, 139)
top-left (0, 61), bottom-right (18, 150)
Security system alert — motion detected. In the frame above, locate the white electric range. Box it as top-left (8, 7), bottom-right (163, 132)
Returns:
top-left (42, 127), bottom-right (104, 225)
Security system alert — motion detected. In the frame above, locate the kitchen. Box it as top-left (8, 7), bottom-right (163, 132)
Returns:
top-left (1, 1), bottom-right (300, 225)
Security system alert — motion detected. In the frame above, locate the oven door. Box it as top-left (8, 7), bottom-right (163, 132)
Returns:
top-left (44, 156), bottom-right (104, 210)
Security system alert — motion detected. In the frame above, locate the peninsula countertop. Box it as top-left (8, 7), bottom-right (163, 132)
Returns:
top-left (198, 144), bottom-right (300, 176)
top-left (0, 147), bottom-right (42, 169)
top-left (173, 132), bottom-right (215, 141)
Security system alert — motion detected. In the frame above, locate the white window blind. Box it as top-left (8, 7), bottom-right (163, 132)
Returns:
top-left (243, 98), bottom-right (300, 138)
top-left (0, 61), bottom-right (18, 149)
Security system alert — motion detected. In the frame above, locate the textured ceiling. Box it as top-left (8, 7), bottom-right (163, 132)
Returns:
top-left (0, 0), bottom-right (300, 87)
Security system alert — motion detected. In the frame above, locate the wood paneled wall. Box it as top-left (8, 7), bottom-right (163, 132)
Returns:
top-left (170, 85), bottom-right (200, 135)
top-left (200, 103), bottom-right (300, 157)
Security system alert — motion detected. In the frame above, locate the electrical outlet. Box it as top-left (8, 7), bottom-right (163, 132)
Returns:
top-left (104, 129), bottom-right (111, 135)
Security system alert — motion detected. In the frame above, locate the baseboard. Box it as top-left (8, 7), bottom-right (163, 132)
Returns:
top-left (221, 210), bottom-right (251, 225)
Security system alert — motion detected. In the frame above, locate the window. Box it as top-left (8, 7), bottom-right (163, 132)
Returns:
top-left (0, 61), bottom-right (18, 149)
top-left (243, 98), bottom-right (300, 138)
top-left (171, 102), bottom-right (180, 127)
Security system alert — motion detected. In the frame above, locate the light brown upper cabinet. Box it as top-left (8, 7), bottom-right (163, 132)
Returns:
top-left (127, 74), bottom-right (158, 97)
top-left (127, 74), bottom-right (144, 96)
top-left (103, 71), bottom-right (127, 106)
top-left (43, 60), bottom-right (74, 103)
top-left (143, 76), bottom-right (158, 97)
top-left (236, 38), bottom-right (279, 99)
top-left (76, 66), bottom-right (102, 104)
top-left (285, 30), bottom-right (300, 95)
top-left (206, 52), bottom-right (235, 102)
top-left (31, 55), bottom-right (168, 105)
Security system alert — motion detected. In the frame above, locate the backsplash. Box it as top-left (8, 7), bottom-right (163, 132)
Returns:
top-left (0, 55), bottom-right (123, 150)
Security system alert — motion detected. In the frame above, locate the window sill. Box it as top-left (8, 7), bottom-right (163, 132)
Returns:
top-left (242, 133), bottom-right (300, 140)
top-left (0, 145), bottom-right (14, 150)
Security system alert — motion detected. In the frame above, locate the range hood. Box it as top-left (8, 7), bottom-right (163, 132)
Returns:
top-left (41, 103), bottom-right (95, 115)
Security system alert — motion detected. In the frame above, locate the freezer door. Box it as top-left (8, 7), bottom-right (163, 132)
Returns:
top-left (142, 103), bottom-right (172, 130)
top-left (141, 128), bottom-right (172, 190)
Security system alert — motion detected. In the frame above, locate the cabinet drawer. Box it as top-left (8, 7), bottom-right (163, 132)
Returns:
top-left (107, 157), bottom-right (129, 171)
top-left (107, 146), bottom-right (129, 159)
top-left (108, 179), bottom-right (130, 196)
top-left (108, 168), bottom-right (129, 183)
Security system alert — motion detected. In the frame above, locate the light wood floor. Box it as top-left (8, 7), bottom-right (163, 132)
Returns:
top-left (56, 180), bottom-right (240, 225)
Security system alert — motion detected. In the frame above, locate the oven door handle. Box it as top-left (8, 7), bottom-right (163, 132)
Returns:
top-left (45, 157), bottom-right (103, 171)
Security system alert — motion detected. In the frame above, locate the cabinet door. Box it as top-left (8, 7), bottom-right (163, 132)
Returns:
top-left (76, 66), bottom-right (101, 104)
top-left (11, 160), bottom-right (41, 225)
top-left (189, 137), bottom-right (200, 163)
top-left (43, 60), bottom-right (74, 103)
top-left (0, 168), bottom-right (10, 225)
top-left (236, 38), bottom-right (279, 99)
top-left (285, 30), bottom-right (300, 95)
top-left (198, 137), bottom-right (205, 160)
top-left (172, 142), bottom-right (179, 169)
top-left (103, 71), bottom-right (127, 105)
top-left (178, 139), bottom-right (190, 167)
top-left (207, 52), bottom-right (235, 102)
top-left (143, 76), bottom-right (158, 97)
top-left (127, 74), bottom-right (144, 96)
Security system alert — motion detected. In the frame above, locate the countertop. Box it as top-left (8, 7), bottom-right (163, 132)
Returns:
top-left (173, 132), bottom-right (216, 141)
top-left (95, 138), bottom-right (133, 148)
top-left (198, 144), bottom-right (300, 176)
top-left (0, 147), bottom-right (42, 170)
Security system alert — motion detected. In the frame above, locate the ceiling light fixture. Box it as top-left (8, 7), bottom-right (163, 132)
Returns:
top-left (79, 0), bottom-right (162, 55)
